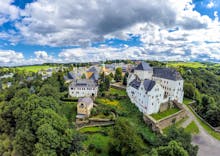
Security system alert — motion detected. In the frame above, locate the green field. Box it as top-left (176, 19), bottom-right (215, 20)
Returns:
top-left (183, 98), bottom-right (194, 105)
top-left (151, 108), bottom-right (180, 120)
top-left (185, 121), bottom-right (199, 134)
top-left (79, 127), bottom-right (104, 133)
top-left (163, 117), bottom-right (189, 133)
top-left (14, 65), bottom-right (52, 72)
top-left (167, 62), bottom-right (207, 68)
top-left (104, 87), bottom-right (127, 96)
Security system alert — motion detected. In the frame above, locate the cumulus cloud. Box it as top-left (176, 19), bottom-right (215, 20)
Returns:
top-left (34, 51), bottom-right (49, 59)
top-left (13, 0), bottom-right (212, 46)
top-left (0, 50), bottom-right (24, 66)
top-left (207, 1), bottom-right (215, 9)
top-left (0, 0), bottom-right (220, 65)
top-left (0, 0), bottom-right (19, 25)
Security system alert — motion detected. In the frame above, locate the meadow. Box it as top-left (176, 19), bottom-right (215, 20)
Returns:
top-left (14, 65), bottom-right (52, 72)
top-left (167, 62), bottom-right (207, 68)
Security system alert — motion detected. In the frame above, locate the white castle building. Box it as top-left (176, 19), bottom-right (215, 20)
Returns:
top-left (127, 62), bottom-right (184, 114)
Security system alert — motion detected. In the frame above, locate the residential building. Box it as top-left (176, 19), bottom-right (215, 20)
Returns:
top-left (69, 79), bottom-right (98, 98)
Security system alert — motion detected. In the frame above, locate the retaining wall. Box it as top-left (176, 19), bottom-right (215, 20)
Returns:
top-left (143, 101), bottom-right (187, 133)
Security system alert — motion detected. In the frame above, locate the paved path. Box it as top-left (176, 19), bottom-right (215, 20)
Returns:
top-left (182, 104), bottom-right (220, 156)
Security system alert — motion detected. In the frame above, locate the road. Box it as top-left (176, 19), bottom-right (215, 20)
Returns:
top-left (182, 104), bottom-right (220, 156)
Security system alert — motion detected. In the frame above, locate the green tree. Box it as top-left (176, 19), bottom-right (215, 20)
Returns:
top-left (156, 141), bottom-right (188, 156)
top-left (114, 67), bottom-right (122, 82)
top-left (123, 72), bottom-right (129, 86)
top-left (164, 126), bottom-right (198, 156)
top-left (109, 119), bottom-right (145, 155)
top-left (81, 73), bottom-right (86, 79)
top-left (184, 83), bottom-right (196, 99)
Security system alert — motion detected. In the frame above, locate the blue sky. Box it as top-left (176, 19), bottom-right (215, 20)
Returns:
top-left (0, 0), bottom-right (220, 66)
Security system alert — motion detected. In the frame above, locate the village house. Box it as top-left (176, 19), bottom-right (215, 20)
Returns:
top-left (127, 61), bottom-right (184, 115)
top-left (69, 79), bottom-right (98, 98)
top-left (76, 97), bottom-right (94, 119)
top-left (86, 66), bottom-right (100, 83)
top-left (0, 73), bottom-right (14, 79)
top-left (38, 68), bottom-right (53, 80)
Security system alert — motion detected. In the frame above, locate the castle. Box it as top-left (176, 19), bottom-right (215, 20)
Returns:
top-left (126, 62), bottom-right (184, 114)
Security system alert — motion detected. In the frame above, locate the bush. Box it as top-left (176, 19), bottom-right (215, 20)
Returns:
top-left (88, 144), bottom-right (95, 150)
top-left (91, 108), bottom-right (98, 116)
top-left (95, 147), bottom-right (102, 154)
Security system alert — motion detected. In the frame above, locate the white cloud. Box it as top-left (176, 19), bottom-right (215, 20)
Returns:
top-left (0, 0), bottom-right (220, 64)
top-left (13, 0), bottom-right (212, 47)
top-left (0, 0), bottom-right (19, 25)
top-left (0, 50), bottom-right (24, 66)
top-left (34, 51), bottom-right (49, 59)
top-left (207, 1), bottom-right (215, 9)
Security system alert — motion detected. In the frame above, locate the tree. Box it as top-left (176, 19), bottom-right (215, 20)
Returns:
top-left (99, 73), bottom-right (111, 92)
top-left (184, 83), bottom-right (196, 99)
top-left (114, 67), bottom-right (122, 82)
top-left (123, 72), bottom-right (129, 86)
top-left (164, 126), bottom-right (198, 156)
top-left (156, 141), bottom-right (188, 156)
top-left (13, 128), bottom-right (36, 156)
top-left (81, 73), bottom-right (86, 79)
top-left (109, 119), bottom-right (145, 155)
top-left (39, 84), bottom-right (60, 101)
top-left (105, 75), bottom-right (111, 91)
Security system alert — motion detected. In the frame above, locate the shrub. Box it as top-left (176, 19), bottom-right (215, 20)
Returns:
top-left (88, 144), bottom-right (95, 150)
top-left (95, 147), bottom-right (102, 154)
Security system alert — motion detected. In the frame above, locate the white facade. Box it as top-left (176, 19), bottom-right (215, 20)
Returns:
top-left (127, 82), bottom-right (164, 114)
top-left (126, 62), bottom-right (184, 115)
top-left (69, 86), bottom-right (98, 98)
top-left (69, 80), bottom-right (98, 98)
top-left (152, 77), bottom-right (184, 103)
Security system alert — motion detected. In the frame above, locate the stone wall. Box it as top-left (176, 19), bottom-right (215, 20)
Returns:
top-left (159, 102), bottom-right (169, 112)
top-left (143, 101), bottom-right (187, 133)
top-left (157, 109), bottom-right (186, 129)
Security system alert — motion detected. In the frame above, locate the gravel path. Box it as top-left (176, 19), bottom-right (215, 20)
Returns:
top-left (182, 104), bottom-right (220, 156)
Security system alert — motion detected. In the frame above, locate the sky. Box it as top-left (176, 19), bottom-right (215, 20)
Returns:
top-left (0, 0), bottom-right (220, 66)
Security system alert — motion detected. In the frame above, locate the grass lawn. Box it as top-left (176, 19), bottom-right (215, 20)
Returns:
top-left (163, 116), bottom-right (189, 133)
top-left (79, 127), bottom-right (104, 133)
top-left (185, 121), bottom-right (199, 134)
top-left (83, 133), bottom-right (111, 156)
top-left (187, 105), bottom-right (220, 140)
top-left (167, 62), bottom-right (207, 68)
top-left (105, 87), bottom-right (127, 96)
top-left (151, 108), bottom-right (180, 120)
top-left (14, 65), bottom-right (52, 72)
top-left (60, 102), bottom-right (77, 123)
top-left (183, 98), bottom-right (194, 105)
